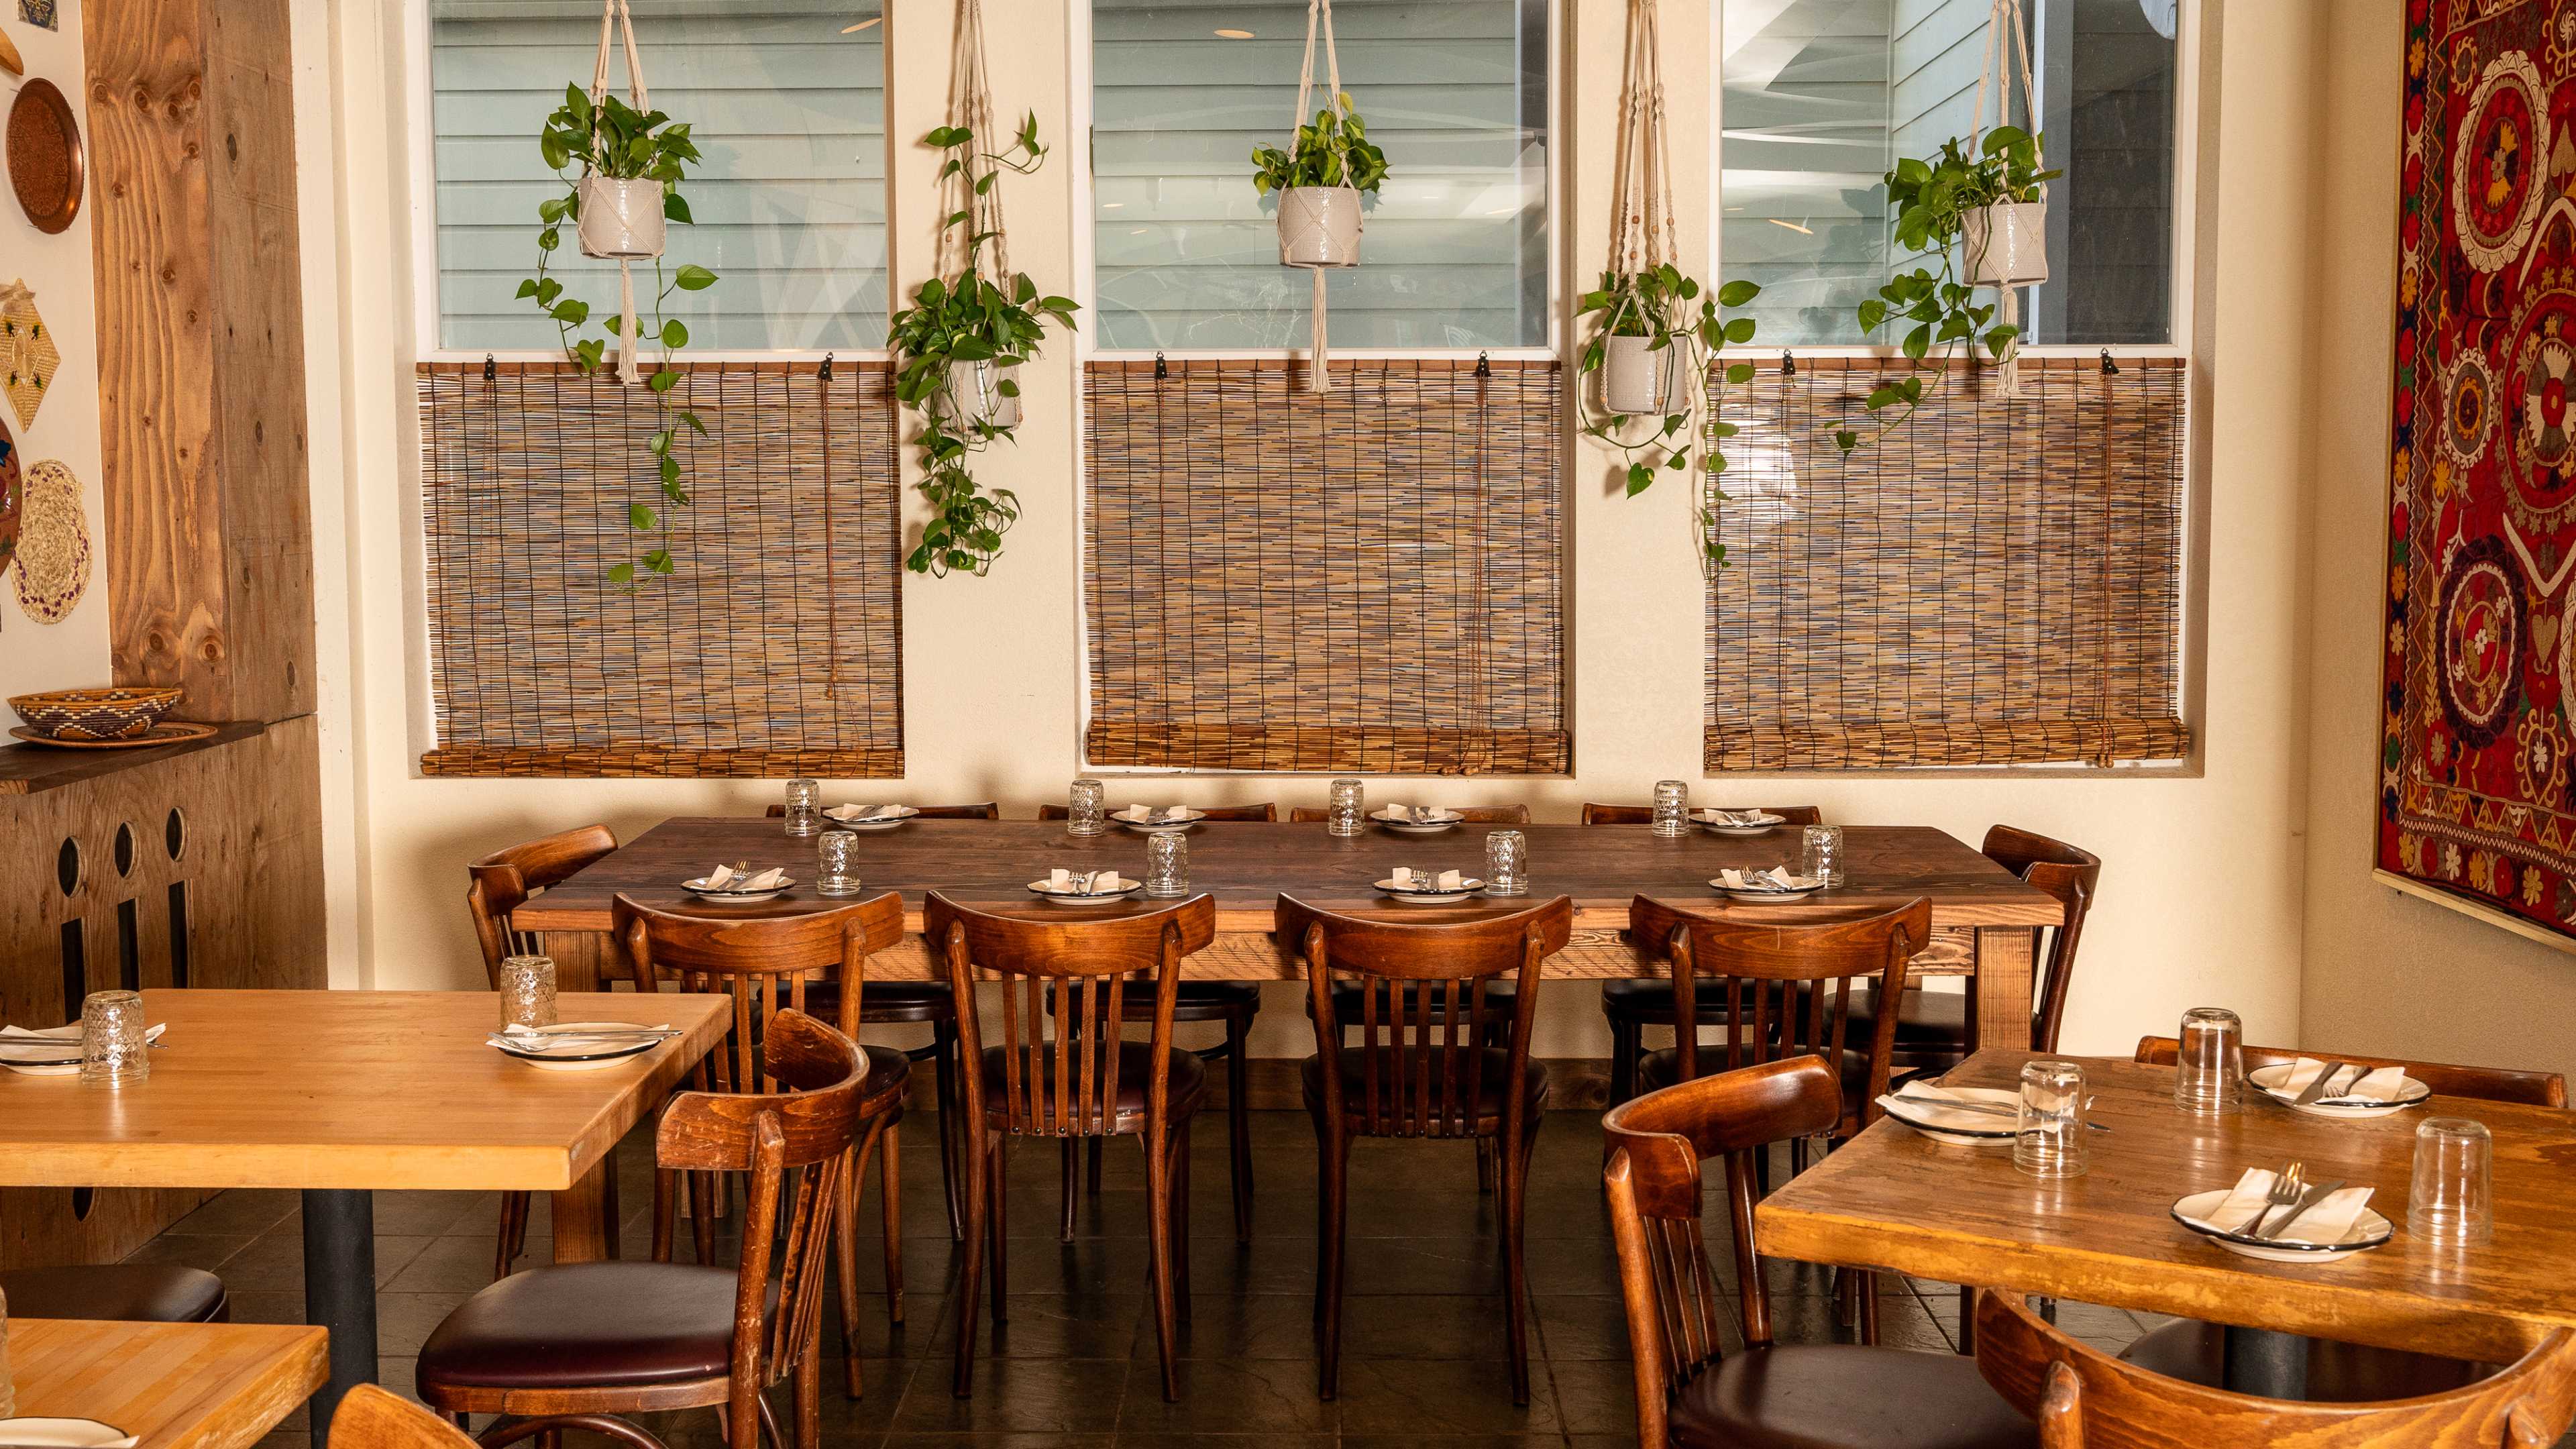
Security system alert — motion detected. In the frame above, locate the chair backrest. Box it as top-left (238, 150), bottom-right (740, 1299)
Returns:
top-left (329, 1385), bottom-right (481, 1449)
top-left (464, 824), bottom-right (619, 987)
top-left (2131, 1037), bottom-right (2567, 1108)
top-left (1289, 803), bottom-right (1531, 823)
top-left (765, 802), bottom-right (1000, 819)
top-left (1580, 804), bottom-right (1823, 826)
top-left (1628, 895), bottom-right (1931, 1120)
top-left (1602, 1055), bottom-right (1843, 1446)
top-left (1038, 802), bottom-right (1277, 822)
top-left (1280, 893), bottom-right (1572, 1137)
top-left (655, 1008), bottom-right (869, 1449)
top-left (1974, 1289), bottom-right (2576, 1449)
top-left (616, 892), bottom-right (904, 1093)
top-left (1983, 825), bottom-right (2101, 1052)
top-left (924, 890), bottom-right (1216, 1137)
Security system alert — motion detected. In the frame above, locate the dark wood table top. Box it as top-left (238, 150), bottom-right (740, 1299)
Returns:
top-left (509, 817), bottom-right (2061, 935)
top-left (1755, 1051), bottom-right (2576, 1364)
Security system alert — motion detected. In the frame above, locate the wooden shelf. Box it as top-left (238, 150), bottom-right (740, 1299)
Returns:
top-left (0, 721), bottom-right (266, 795)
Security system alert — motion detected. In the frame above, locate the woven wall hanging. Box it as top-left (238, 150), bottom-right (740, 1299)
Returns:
top-left (0, 279), bottom-right (58, 431)
top-left (12, 457), bottom-right (89, 625)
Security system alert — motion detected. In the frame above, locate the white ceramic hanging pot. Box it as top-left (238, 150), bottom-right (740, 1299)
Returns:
top-left (936, 360), bottom-right (1023, 431)
top-left (1960, 199), bottom-right (2048, 286)
top-left (1278, 186), bottom-right (1362, 268)
top-left (578, 175), bottom-right (667, 261)
top-left (1603, 333), bottom-right (1690, 415)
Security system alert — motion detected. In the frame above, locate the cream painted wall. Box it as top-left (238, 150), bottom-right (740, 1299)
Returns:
top-left (309, 0), bottom-right (2324, 1064)
top-left (2299, 3), bottom-right (2576, 1081)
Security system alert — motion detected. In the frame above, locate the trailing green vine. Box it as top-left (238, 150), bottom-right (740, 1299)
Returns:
top-left (1574, 264), bottom-right (1762, 570)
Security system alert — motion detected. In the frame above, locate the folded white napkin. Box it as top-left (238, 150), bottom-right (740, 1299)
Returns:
top-left (1383, 803), bottom-right (1413, 822)
top-left (704, 863), bottom-right (787, 890)
top-left (1703, 809), bottom-right (1776, 826)
top-left (1436, 869), bottom-right (1464, 891)
top-left (2184, 1167), bottom-right (2376, 1244)
top-left (829, 803), bottom-right (904, 822)
top-left (2277, 1058), bottom-right (2410, 1102)
top-left (1044, 869), bottom-right (1123, 894)
top-left (490, 1022), bottom-right (672, 1053)
top-left (1391, 866), bottom-right (1416, 885)
top-left (0, 1418), bottom-right (143, 1449)
top-left (1875, 1080), bottom-right (2014, 1131)
top-left (1718, 867), bottom-right (1811, 892)
top-left (1117, 804), bottom-right (1193, 823)
top-left (0, 1022), bottom-right (168, 1055)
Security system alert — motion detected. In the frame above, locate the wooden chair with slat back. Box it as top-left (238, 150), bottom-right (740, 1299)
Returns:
top-left (1287, 804), bottom-right (1532, 823)
top-left (1280, 892), bottom-right (1573, 1407)
top-left (925, 890), bottom-right (1218, 1402)
top-left (611, 892), bottom-right (907, 1403)
top-left (464, 824), bottom-right (621, 1282)
top-left (2112, 1036), bottom-right (2567, 1397)
top-left (329, 1385), bottom-right (478, 1449)
top-left (417, 1010), bottom-right (869, 1449)
top-left (1603, 1056), bottom-right (2035, 1449)
top-left (1975, 1289), bottom-right (2576, 1449)
top-left (1585, 805), bottom-right (1825, 1104)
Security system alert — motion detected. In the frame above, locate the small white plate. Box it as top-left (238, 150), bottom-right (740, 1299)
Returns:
top-left (1375, 810), bottom-right (1465, 835)
top-left (1880, 1087), bottom-right (2023, 1146)
top-left (2169, 1187), bottom-right (2394, 1263)
top-left (1708, 877), bottom-right (1823, 902)
top-left (0, 1023), bottom-right (167, 1076)
top-left (824, 805), bottom-right (919, 831)
top-left (683, 876), bottom-right (794, 903)
top-left (1114, 810), bottom-right (1205, 834)
top-left (492, 1022), bottom-right (665, 1073)
top-left (1376, 877), bottom-right (1485, 904)
top-left (1028, 877), bottom-right (1143, 904)
top-left (2247, 1063), bottom-right (2433, 1119)
top-left (0, 1417), bottom-right (140, 1449)
top-left (1696, 810), bottom-right (1787, 838)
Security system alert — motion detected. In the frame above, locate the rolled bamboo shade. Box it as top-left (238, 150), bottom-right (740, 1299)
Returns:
top-left (1084, 357), bottom-right (1568, 774)
top-left (1707, 354), bottom-right (2190, 770)
top-left (416, 360), bottom-right (904, 777)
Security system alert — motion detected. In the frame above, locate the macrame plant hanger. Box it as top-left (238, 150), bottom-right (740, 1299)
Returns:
top-left (949, 0), bottom-right (1010, 288)
top-left (1968, 0), bottom-right (2044, 396)
top-left (1607, 0), bottom-right (1679, 323)
top-left (1284, 0), bottom-right (1355, 395)
top-left (588, 0), bottom-right (649, 384)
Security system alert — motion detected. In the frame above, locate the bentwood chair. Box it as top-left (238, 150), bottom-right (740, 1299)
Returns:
top-left (614, 892), bottom-right (908, 1399)
top-left (1287, 804), bottom-right (1533, 823)
top-left (417, 1010), bottom-right (868, 1449)
top-left (774, 800), bottom-right (1000, 1241)
top-left (926, 890), bottom-right (1218, 1401)
top-left (2112, 1037), bottom-right (2567, 1397)
top-left (1039, 802), bottom-right (1270, 1243)
top-left (0, 1265), bottom-right (227, 1323)
top-left (465, 823), bottom-right (621, 1280)
top-left (330, 1385), bottom-right (478, 1449)
top-left (1587, 804), bottom-right (1824, 1104)
top-left (1975, 1289), bottom-right (2576, 1449)
top-left (1281, 892), bottom-right (1573, 1406)
top-left (1603, 1056), bottom-right (2035, 1449)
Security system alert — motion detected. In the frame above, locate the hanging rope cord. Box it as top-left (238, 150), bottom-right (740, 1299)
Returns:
top-left (1605, 0), bottom-right (1678, 286)
top-left (951, 0), bottom-right (1010, 286)
top-left (587, 0), bottom-right (649, 384)
top-left (1285, 0), bottom-right (1354, 394)
top-left (1966, 0), bottom-right (2042, 393)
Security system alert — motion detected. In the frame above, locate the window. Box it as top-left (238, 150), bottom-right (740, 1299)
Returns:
top-left (1090, 0), bottom-right (1550, 352)
top-left (427, 0), bottom-right (887, 352)
top-left (1719, 0), bottom-right (2179, 347)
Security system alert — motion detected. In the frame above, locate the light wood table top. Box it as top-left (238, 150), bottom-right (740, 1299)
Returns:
top-left (0, 989), bottom-right (729, 1191)
top-left (1756, 1051), bottom-right (2576, 1365)
top-left (5, 1319), bottom-right (327, 1449)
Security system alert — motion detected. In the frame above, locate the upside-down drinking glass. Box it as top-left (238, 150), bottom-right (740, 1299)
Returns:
top-left (2409, 1117), bottom-right (2495, 1245)
top-left (1067, 778), bottom-right (1108, 837)
top-left (498, 955), bottom-right (559, 1030)
top-left (2013, 1058), bottom-right (2088, 1178)
top-left (1485, 830), bottom-right (1528, 895)
top-left (1144, 832), bottom-right (1189, 898)
top-left (1328, 779), bottom-right (1366, 837)
top-left (1801, 824), bottom-right (1845, 885)
top-left (2173, 1006), bottom-right (2244, 1114)
top-left (782, 778), bottom-right (822, 837)
top-left (816, 830), bottom-right (863, 898)
top-left (1652, 780), bottom-right (1691, 837)
top-left (79, 989), bottom-right (149, 1085)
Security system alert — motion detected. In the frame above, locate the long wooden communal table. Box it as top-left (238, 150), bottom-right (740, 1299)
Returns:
top-left (0, 989), bottom-right (731, 1438)
top-left (510, 818), bottom-right (2063, 1047)
top-left (4, 1319), bottom-right (327, 1449)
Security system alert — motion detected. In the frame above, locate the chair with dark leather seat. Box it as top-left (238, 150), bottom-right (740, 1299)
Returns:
top-left (1604, 1055), bottom-right (2035, 1449)
top-left (1586, 804), bottom-right (1825, 1104)
top-left (926, 890), bottom-right (1216, 1401)
top-left (418, 1008), bottom-right (867, 1449)
top-left (614, 891), bottom-right (908, 1401)
top-left (1281, 891), bottom-right (1573, 1407)
top-left (0, 1264), bottom-right (229, 1324)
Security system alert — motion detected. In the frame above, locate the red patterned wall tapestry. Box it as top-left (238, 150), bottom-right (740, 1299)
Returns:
top-left (2381, 0), bottom-right (2576, 936)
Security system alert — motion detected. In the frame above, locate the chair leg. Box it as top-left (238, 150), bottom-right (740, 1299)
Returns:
top-left (493, 1192), bottom-right (525, 1281)
top-left (932, 1021), bottom-right (965, 1242)
top-left (1856, 1270), bottom-right (1882, 1345)
top-left (689, 1169), bottom-right (718, 1267)
top-left (879, 1120), bottom-right (904, 1326)
top-left (1173, 1120), bottom-right (1194, 1307)
top-left (1145, 1124), bottom-right (1182, 1403)
top-left (989, 1136), bottom-right (1011, 1321)
top-left (1500, 1123), bottom-right (1535, 1408)
top-left (1059, 1138), bottom-right (1081, 1242)
top-left (1316, 1126), bottom-right (1350, 1401)
top-left (1087, 1135), bottom-right (1105, 1195)
top-left (1607, 1012), bottom-right (1638, 1105)
top-left (835, 1131), bottom-right (872, 1400)
top-left (794, 1342), bottom-right (822, 1449)
top-left (1955, 1285), bottom-right (1976, 1354)
top-left (1225, 1008), bottom-right (1254, 1243)
top-left (951, 1130), bottom-right (989, 1398)
top-left (600, 1146), bottom-right (621, 1260)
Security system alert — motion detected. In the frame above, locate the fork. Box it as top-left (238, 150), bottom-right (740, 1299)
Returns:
top-left (2242, 1161), bottom-right (2306, 1238)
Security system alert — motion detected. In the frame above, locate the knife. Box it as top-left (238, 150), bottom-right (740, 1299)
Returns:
top-left (2293, 1061), bottom-right (2354, 1107)
top-left (2254, 1178), bottom-right (2347, 1241)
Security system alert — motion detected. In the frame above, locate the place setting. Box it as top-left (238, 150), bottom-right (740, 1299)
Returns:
top-left (485, 953), bottom-right (677, 1070)
top-left (1112, 803), bottom-right (1206, 834)
top-left (0, 1417), bottom-right (142, 1449)
top-left (822, 802), bottom-right (920, 830)
top-left (2169, 1161), bottom-right (2393, 1263)
top-left (2247, 1056), bottom-right (2432, 1119)
top-left (1373, 802), bottom-right (1466, 835)
top-left (1028, 866), bottom-right (1144, 905)
top-left (680, 860), bottom-right (794, 902)
top-left (0, 991), bottom-right (162, 1081)
top-left (1695, 807), bottom-right (1789, 837)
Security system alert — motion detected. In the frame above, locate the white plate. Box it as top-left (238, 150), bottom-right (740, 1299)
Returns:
top-left (1375, 810), bottom-right (1465, 835)
top-left (1880, 1087), bottom-right (2023, 1146)
top-left (1028, 877), bottom-right (1142, 905)
top-left (683, 876), bottom-right (794, 902)
top-left (2247, 1063), bottom-right (2433, 1119)
top-left (492, 1022), bottom-right (665, 1073)
top-left (1376, 878), bottom-right (1485, 904)
top-left (0, 1417), bottom-right (140, 1449)
top-left (1708, 877), bottom-right (1822, 903)
top-left (1696, 810), bottom-right (1787, 837)
top-left (1114, 810), bottom-right (1205, 834)
top-left (824, 805), bottom-right (919, 831)
top-left (2169, 1187), bottom-right (2394, 1263)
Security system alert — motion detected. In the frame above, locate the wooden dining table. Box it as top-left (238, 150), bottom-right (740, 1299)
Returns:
top-left (1756, 1050), bottom-right (2576, 1393)
top-left (0, 989), bottom-right (730, 1438)
top-left (510, 817), bottom-right (2064, 1046)
top-left (3, 1319), bottom-right (327, 1449)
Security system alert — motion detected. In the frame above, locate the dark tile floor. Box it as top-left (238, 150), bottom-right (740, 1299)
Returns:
top-left (164, 1110), bottom-right (2155, 1449)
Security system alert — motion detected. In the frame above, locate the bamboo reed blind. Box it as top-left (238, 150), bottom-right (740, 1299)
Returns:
top-left (1084, 358), bottom-right (1568, 773)
top-left (416, 360), bottom-right (904, 777)
top-left (1707, 354), bottom-right (2190, 770)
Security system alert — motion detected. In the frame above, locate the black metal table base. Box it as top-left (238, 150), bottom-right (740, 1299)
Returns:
top-left (303, 1188), bottom-right (380, 1439)
top-left (2222, 1325), bottom-right (2311, 1399)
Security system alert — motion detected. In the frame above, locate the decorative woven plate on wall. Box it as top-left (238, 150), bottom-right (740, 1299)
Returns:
top-left (7, 78), bottom-right (83, 235)
top-left (13, 458), bottom-right (89, 623)
top-left (0, 279), bottom-right (59, 430)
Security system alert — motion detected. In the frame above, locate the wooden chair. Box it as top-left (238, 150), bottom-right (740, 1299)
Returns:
top-left (2113, 1038), bottom-right (2567, 1397)
top-left (1603, 1055), bottom-right (2035, 1449)
top-left (1587, 804), bottom-right (1824, 1104)
top-left (926, 890), bottom-right (1218, 1401)
top-left (329, 1385), bottom-right (478, 1449)
top-left (1287, 804), bottom-right (1532, 823)
top-left (0, 1265), bottom-right (227, 1323)
top-left (1281, 892), bottom-right (1573, 1406)
top-left (417, 1009), bottom-right (868, 1449)
top-left (1975, 1288), bottom-right (2576, 1449)
top-left (613, 892), bottom-right (908, 1401)
top-left (464, 824), bottom-right (621, 1281)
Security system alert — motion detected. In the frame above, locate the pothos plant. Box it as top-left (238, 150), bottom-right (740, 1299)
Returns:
top-left (517, 85), bottom-right (718, 586)
top-left (1831, 125), bottom-right (2058, 453)
top-left (1250, 97), bottom-right (1391, 195)
top-left (1575, 264), bottom-right (1762, 570)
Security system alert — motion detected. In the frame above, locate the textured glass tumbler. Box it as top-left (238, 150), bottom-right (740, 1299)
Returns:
top-left (1652, 780), bottom-right (1691, 837)
top-left (2409, 1116), bottom-right (2496, 1244)
top-left (1067, 778), bottom-right (1108, 836)
top-left (1485, 830), bottom-right (1528, 895)
top-left (782, 777), bottom-right (822, 837)
top-left (1801, 824), bottom-right (1845, 885)
top-left (498, 955), bottom-right (559, 1030)
top-left (79, 989), bottom-right (149, 1085)
top-left (1327, 779), bottom-right (1366, 837)
top-left (1143, 832), bottom-right (1189, 898)
top-left (2173, 1006), bottom-right (2245, 1114)
top-left (816, 830), bottom-right (863, 898)
top-left (2014, 1058), bottom-right (2088, 1178)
